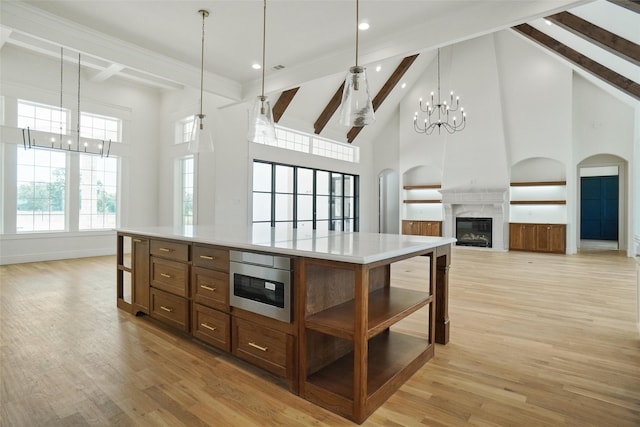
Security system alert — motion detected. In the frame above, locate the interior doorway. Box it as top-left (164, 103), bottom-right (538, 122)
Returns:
top-left (578, 158), bottom-right (625, 253)
top-left (378, 169), bottom-right (399, 234)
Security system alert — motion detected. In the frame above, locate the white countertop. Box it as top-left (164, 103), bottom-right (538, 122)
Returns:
top-left (117, 225), bottom-right (456, 264)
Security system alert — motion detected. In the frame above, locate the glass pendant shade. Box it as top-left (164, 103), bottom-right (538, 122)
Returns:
top-left (339, 66), bottom-right (375, 127)
top-left (188, 114), bottom-right (214, 153)
top-left (247, 95), bottom-right (278, 145)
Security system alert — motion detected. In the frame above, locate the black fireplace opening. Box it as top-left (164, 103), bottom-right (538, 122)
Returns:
top-left (456, 217), bottom-right (492, 248)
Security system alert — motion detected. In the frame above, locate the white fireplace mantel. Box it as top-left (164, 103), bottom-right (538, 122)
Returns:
top-left (439, 187), bottom-right (508, 251)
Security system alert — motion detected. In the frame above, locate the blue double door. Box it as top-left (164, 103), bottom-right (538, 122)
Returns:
top-left (580, 176), bottom-right (618, 241)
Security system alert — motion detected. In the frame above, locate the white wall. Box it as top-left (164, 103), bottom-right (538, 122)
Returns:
top-left (0, 45), bottom-right (161, 264)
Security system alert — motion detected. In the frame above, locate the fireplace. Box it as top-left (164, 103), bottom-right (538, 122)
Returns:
top-left (456, 217), bottom-right (492, 248)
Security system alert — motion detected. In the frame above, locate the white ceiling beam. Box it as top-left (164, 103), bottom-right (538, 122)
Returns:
top-left (90, 63), bottom-right (125, 83)
top-left (0, 1), bottom-right (241, 101)
top-left (0, 27), bottom-right (12, 50)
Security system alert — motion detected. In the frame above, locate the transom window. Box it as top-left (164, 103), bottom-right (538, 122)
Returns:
top-left (253, 125), bottom-right (360, 163)
top-left (176, 116), bottom-right (196, 144)
top-left (252, 160), bottom-right (358, 233)
top-left (80, 112), bottom-right (121, 142)
top-left (17, 100), bottom-right (68, 134)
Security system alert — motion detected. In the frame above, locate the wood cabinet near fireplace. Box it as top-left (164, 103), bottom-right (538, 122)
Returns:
top-left (402, 220), bottom-right (442, 236)
top-left (509, 223), bottom-right (566, 254)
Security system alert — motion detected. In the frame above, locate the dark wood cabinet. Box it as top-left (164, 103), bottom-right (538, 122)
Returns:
top-left (509, 223), bottom-right (566, 254)
top-left (402, 220), bottom-right (442, 237)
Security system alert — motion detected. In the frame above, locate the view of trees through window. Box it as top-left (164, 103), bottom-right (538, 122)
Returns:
top-left (16, 149), bottom-right (66, 232)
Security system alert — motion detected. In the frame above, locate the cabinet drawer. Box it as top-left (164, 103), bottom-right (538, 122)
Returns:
top-left (233, 317), bottom-right (292, 378)
top-left (151, 257), bottom-right (189, 297)
top-left (193, 245), bottom-right (229, 271)
top-left (192, 267), bottom-right (229, 310)
top-left (150, 288), bottom-right (189, 332)
top-left (192, 304), bottom-right (230, 352)
top-left (150, 239), bottom-right (189, 262)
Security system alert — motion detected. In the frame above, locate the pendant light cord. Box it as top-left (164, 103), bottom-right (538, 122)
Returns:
top-left (355, 0), bottom-right (359, 67)
top-left (77, 52), bottom-right (81, 149)
top-left (199, 10), bottom-right (206, 118)
top-left (437, 48), bottom-right (441, 104)
top-left (59, 47), bottom-right (63, 143)
top-left (261, 0), bottom-right (267, 98)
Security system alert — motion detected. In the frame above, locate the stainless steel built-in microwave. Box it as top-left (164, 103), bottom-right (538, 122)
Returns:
top-left (229, 250), bottom-right (292, 323)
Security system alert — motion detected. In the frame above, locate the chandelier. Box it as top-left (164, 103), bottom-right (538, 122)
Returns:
top-left (413, 48), bottom-right (466, 135)
top-left (22, 49), bottom-right (112, 157)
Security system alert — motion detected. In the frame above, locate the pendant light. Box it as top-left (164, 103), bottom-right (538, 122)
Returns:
top-left (247, 0), bottom-right (277, 145)
top-left (189, 9), bottom-right (214, 153)
top-left (338, 0), bottom-right (374, 127)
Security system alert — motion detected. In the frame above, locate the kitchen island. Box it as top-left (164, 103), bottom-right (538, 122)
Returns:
top-left (116, 225), bottom-right (454, 424)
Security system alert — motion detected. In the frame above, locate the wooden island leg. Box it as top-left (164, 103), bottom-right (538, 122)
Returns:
top-left (435, 245), bottom-right (451, 344)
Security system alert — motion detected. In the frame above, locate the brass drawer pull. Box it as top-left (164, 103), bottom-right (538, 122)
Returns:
top-left (160, 305), bottom-right (173, 313)
top-left (248, 342), bottom-right (268, 352)
top-left (133, 238), bottom-right (142, 243)
top-left (199, 255), bottom-right (215, 260)
top-left (201, 323), bottom-right (217, 332)
top-left (159, 248), bottom-right (172, 252)
top-left (200, 284), bottom-right (216, 291)
top-left (160, 273), bottom-right (172, 278)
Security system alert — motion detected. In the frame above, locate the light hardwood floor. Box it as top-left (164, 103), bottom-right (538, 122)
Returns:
top-left (1, 248), bottom-right (638, 426)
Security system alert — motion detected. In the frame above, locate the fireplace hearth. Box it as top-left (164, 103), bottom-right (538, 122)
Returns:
top-left (456, 217), bottom-right (492, 248)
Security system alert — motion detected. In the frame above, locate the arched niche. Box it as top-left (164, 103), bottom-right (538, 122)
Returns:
top-left (402, 165), bottom-right (442, 186)
top-left (511, 157), bottom-right (566, 182)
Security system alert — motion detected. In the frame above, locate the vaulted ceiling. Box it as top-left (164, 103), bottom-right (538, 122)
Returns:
top-left (1, 0), bottom-right (638, 143)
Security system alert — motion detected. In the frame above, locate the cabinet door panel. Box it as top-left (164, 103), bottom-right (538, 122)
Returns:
top-left (132, 238), bottom-right (150, 314)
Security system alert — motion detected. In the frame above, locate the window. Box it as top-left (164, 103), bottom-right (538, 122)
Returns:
top-left (176, 116), bottom-right (196, 144)
top-left (17, 100), bottom-right (68, 134)
top-left (252, 125), bottom-right (360, 163)
top-left (79, 155), bottom-right (118, 230)
top-left (16, 149), bottom-right (66, 232)
top-left (181, 157), bottom-right (195, 232)
top-left (252, 160), bottom-right (358, 232)
top-left (80, 112), bottom-right (120, 142)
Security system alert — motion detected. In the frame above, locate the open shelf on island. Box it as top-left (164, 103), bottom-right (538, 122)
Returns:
top-left (305, 287), bottom-right (432, 340)
top-left (306, 331), bottom-right (431, 402)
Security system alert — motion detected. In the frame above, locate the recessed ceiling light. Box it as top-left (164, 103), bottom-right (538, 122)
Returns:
top-left (252, 63), bottom-right (261, 70)
top-left (375, 65), bottom-right (382, 72)
top-left (358, 22), bottom-right (370, 31)
top-left (544, 19), bottom-right (552, 26)
top-left (401, 83), bottom-right (407, 89)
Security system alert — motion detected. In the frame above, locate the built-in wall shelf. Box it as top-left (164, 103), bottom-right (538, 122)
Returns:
top-left (510, 200), bottom-right (566, 205)
top-left (510, 181), bottom-right (567, 187)
top-left (404, 199), bottom-right (441, 204)
top-left (402, 182), bottom-right (443, 230)
top-left (403, 184), bottom-right (442, 190)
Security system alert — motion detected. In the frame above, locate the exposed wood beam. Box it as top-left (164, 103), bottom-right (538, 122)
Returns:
top-left (606, 0), bottom-right (640, 13)
top-left (512, 24), bottom-right (640, 100)
top-left (547, 12), bottom-right (640, 65)
top-left (313, 82), bottom-right (344, 135)
top-left (272, 87), bottom-right (299, 123)
top-left (347, 54), bottom-right (419, 143)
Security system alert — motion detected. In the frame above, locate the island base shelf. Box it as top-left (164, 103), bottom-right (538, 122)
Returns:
top-left (303, 331), bottom-right (434, 423)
